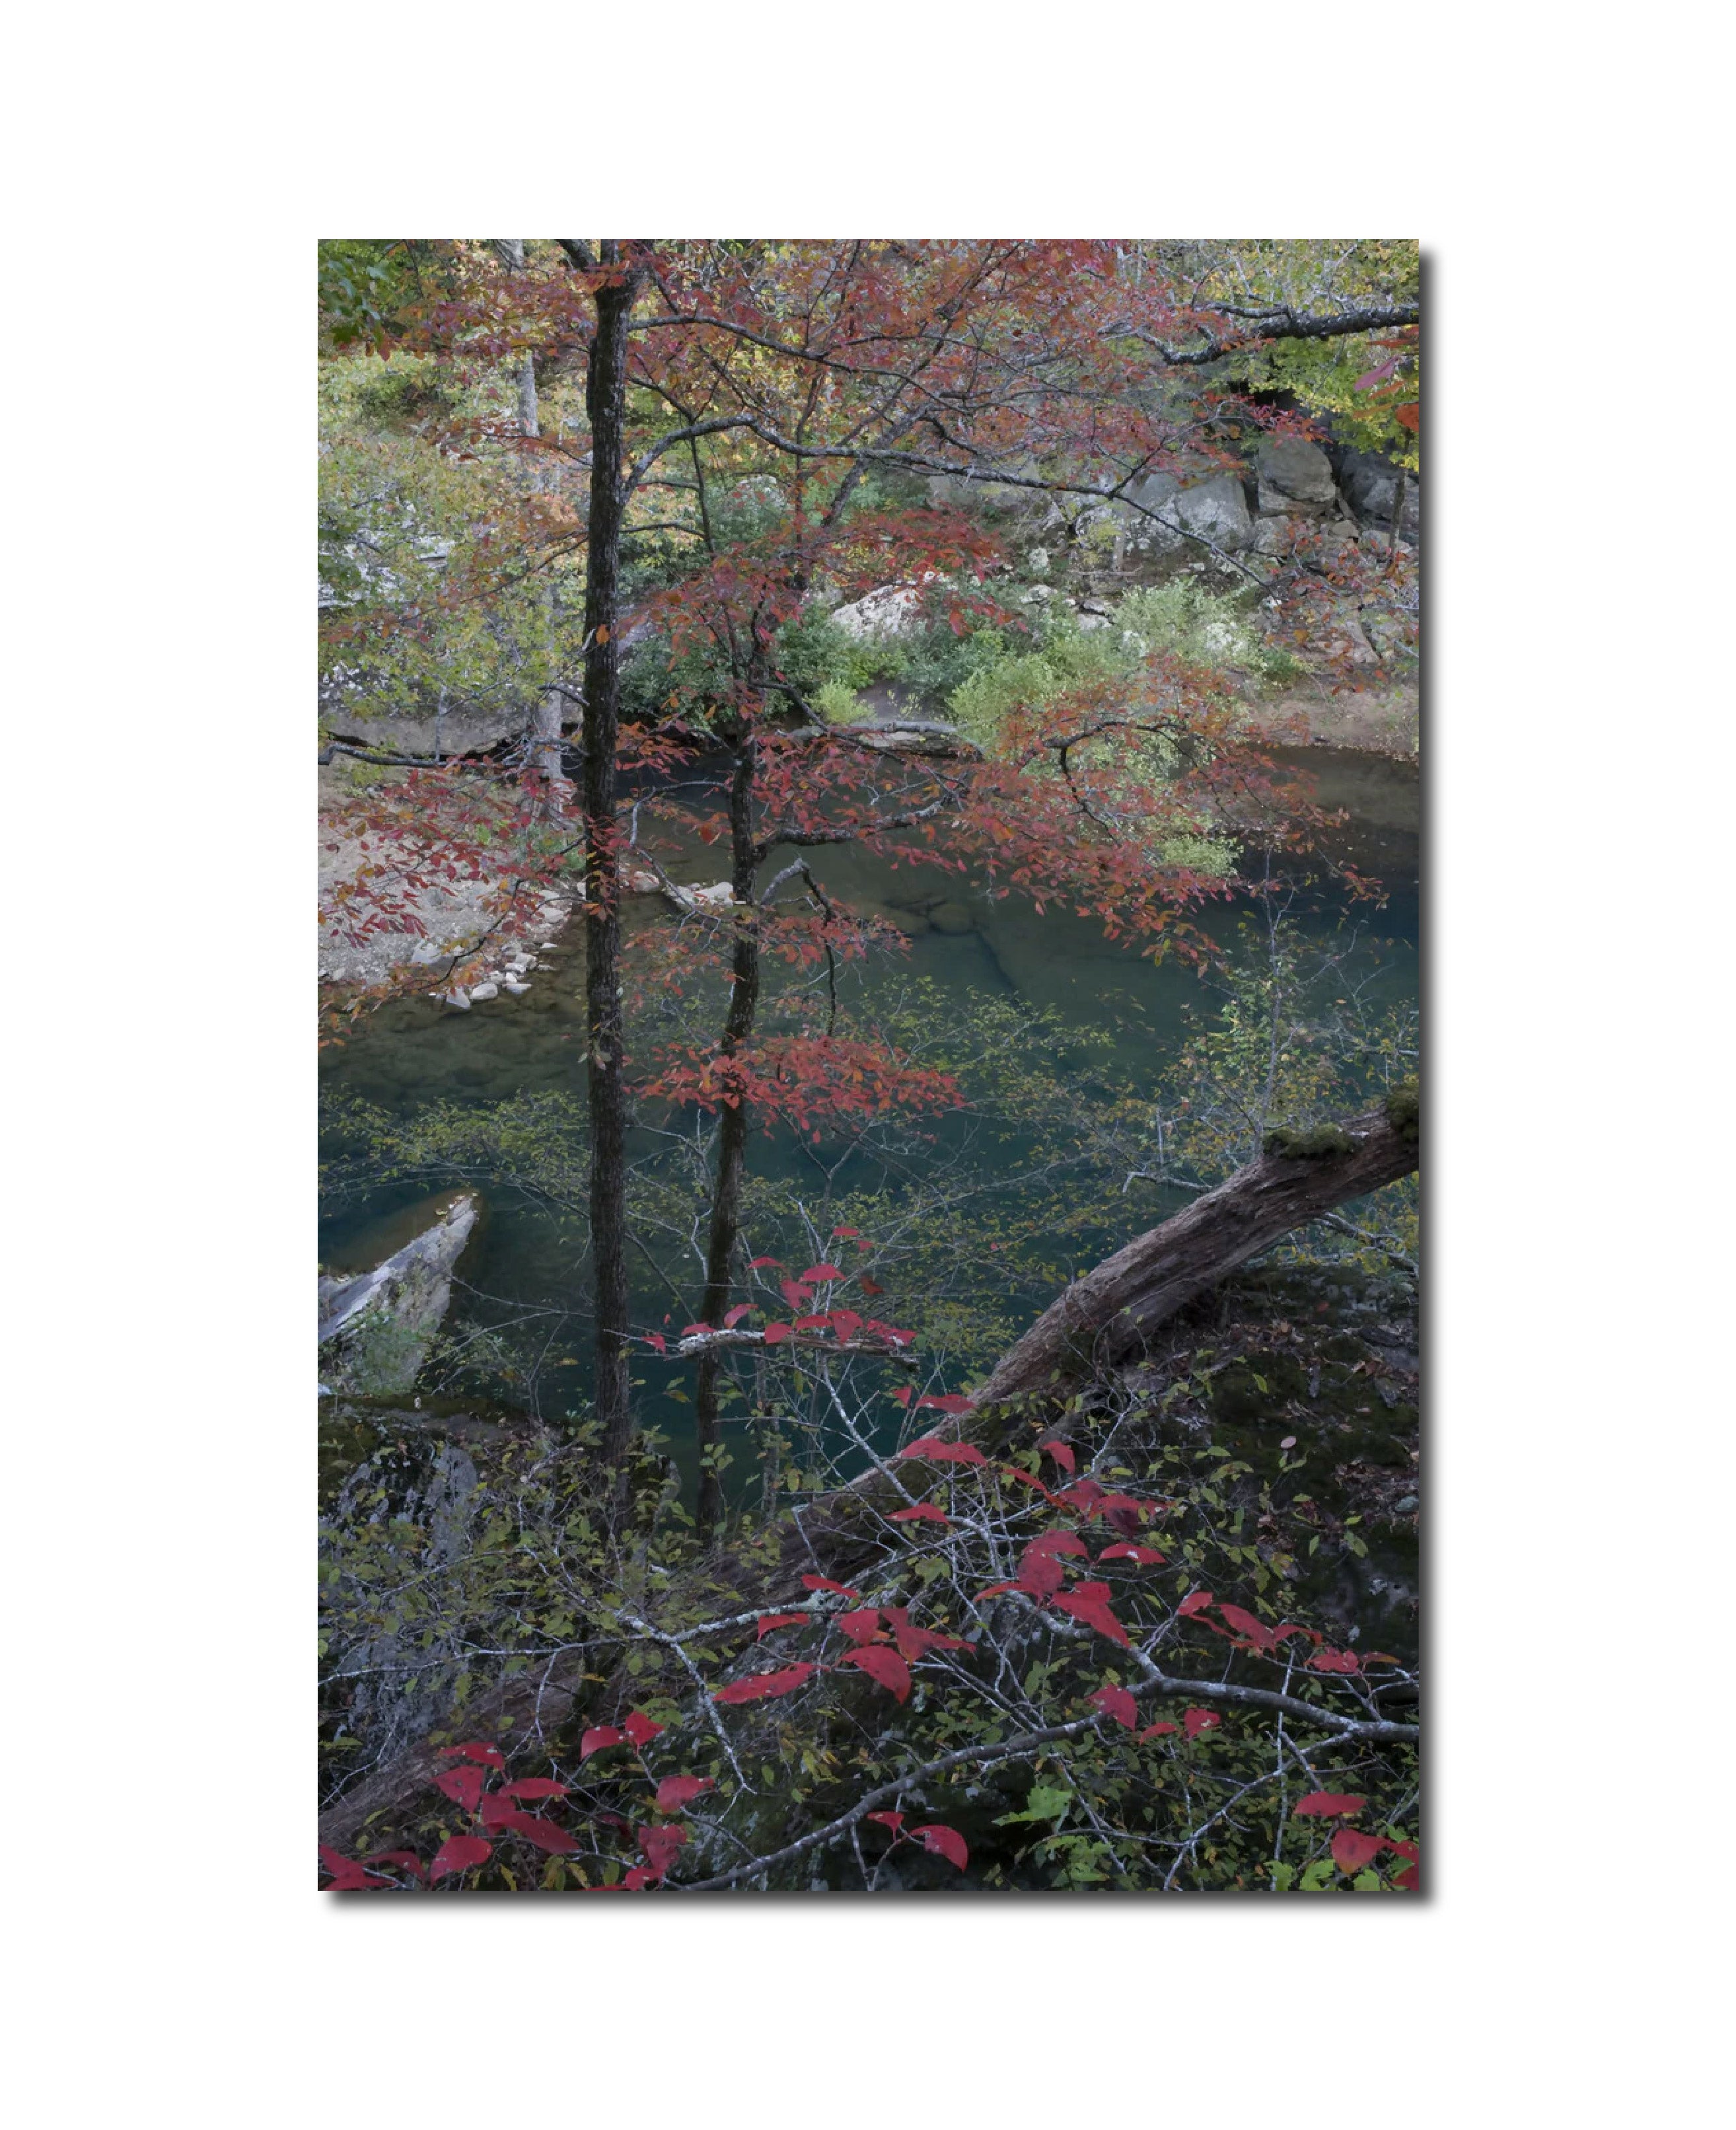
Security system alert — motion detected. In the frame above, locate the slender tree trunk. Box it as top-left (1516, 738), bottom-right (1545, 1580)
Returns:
top-left (502, 248), bottom-right (571, 823)
top-left (581, 243), bottom-right (639, 1467)
top-left (529, 684), bottom-right (571, 820)
top-left (692, 737), bottom-right (762, 1541)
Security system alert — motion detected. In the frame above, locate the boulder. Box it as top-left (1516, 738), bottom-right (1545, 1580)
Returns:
top-left (1339, 451), bottom-right (1422, 538)
top-left (1117, 471), bottom-right (1186, 554)
top-left (468, 980), bottom-right (499, 1002)
top-left (831, 584), bottom-right (923, 640)
top-left (667, 880), bottom-right (735, 915)
top-left (1171, 474), bottom-right (1253, 552)
top-left (1256, 436), bottom-right (1338, 517)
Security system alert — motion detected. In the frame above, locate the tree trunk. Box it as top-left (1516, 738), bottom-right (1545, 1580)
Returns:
top-left (528, 685), bottom-right (571, 821)
top-left (317, 1096), bottom-right (1416, 1852)
top-left (581, 243), bottom-right (639, 1468)
top-left (501, 246), bottom-right (570, 823)
top-left (970, 1101), bottom-right (1418, 1410)
top-left (692, 738), bottom-right (762, 1541)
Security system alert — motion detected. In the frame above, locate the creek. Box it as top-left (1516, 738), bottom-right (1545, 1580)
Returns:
top-left (318, 745), bottom-right (1418, 1477)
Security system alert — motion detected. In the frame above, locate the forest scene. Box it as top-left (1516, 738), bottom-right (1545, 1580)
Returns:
top-left (316, 238), bottom-right (1422, 1895)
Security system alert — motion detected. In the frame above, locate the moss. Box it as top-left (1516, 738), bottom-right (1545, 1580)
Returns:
top-left (1384, 1077), bottom-right (1420, 1140)
top-left (1263, 1123), bottom-right (1356, 1160)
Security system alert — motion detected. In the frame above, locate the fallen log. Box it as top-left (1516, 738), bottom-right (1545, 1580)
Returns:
top-left (318, 1193), bottom-right (478, 1393)
top-left (970, 1093), bottom-right (1418, 1410)
top-left (316, 1096), bottom-right (1415, 1848)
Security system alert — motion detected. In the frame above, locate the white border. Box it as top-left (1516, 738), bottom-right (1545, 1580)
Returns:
top-left (9, 2), bottom-right (1726, 2120)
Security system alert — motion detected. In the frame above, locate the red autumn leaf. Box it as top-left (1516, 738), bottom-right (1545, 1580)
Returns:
top-left (637, 1823), bottom-right (688, 1881)
top-left (801, 1574), bottom-right (860, 1598)
top-left (1098, 1542), bottom-right (1167, 1565)
top-left (1013, 1549), bottom-right (1067, 1598)
top-left (622, 1710), bottom-right (664, 1747)
top-left (319, 1845), bottom-right (384, 1891)
top-left (898, 1437), bottom-right (987, 1465)
top-left (859, 1277), bottom-right (886, 1296)
top-left (800, 1263), bottom-right (845, 1282)
top-left (503, 1779), bottom-right (568, 1802)
top-left (1217, 1601), bottom-right (1282, 1652)
top-left (793, 1313), bottom-right (835, 1333)
top-left (1138, 1721), bottom-right (1179, 1741)
top-left (881, 1605), bottom-right (972, 1660)
top-left (866, 1811), bottom-right (904, 1833)
top-left (1393, 1860), bottom-right (1420, 1890)
top-left (1394, 402), bottom-right (1420, 432)
top-left (1309, 1648), bottom-right (1361, 1674)
top-left (837, 1607), bottom-right (883, 1644)
top-left (914, 1823), bottom-right (968, 1871)
top-left (1090, 1683), bottom-right (1139, 1730)
top-left (579, 1725), bottom-right (626, 1761)
top-left (976, 1580), bottom-right (1022, 1599)
top-left (1177, 1590), bottom-right (1216, 1619)
top-left (1050, 1583), bottom-right (1128, 1646)
top-left (830, 1309), bottom-right (863, 1341)
top-left (1059, 1477), bottom-right (1104, 1509)
top-left (762, 1321), bottom-right (793, 1345)
top-left (1182, 1708), bottom-right (1221, 1741)
top-left (1330, 1828), bottom-right (1388, 1874)
top-left (779, 1278), bottom-right (812, 1309)
top-left (1025, 1530), bottom-right (1090, 1559)
top-left (723, 1302), bottom-right (755, 1328)
top-left (756, 1611), bottom-right (808, 1638)
top-left (645, 1332), bottom-right (667, 1354)
top-left (917, 1393), bottom-right (975, 1414)
top-left (714, 1663), bottom-right (817, 1705)
top-left (1041, 1440), bottom-right (1076, 1473)
top-left (437, 1740), bottom-right (506, 1772)
top-left (681, 1323), bottom-right (710, 1337)
top-left (322, 1871), bottom-right (390, 1891)
top-left (1353, 355), bottom-right (1402, 390)
top-left (428, 1835), bottom-right (492, 1882)
top-left (887, 1385), bottom-right (913, 1406)
top-left (478, 1792), bottom-right (517, 1832)
top-left (503, 1811), bottom-right (579, 1855)
top-left (1086, 1491), bottom-right (1149, 1524)
top-left (433, 1765), bottom-right (486, 1815)
top-left (1293, 1792), bottom-right (1369, 1818)
top-left (889, 1502), bottom-right (951, 1525)
top-left (840, 1645), bottom-right (912, 1702)
top-left (654, 1775), bottom-right (715, 1815)
top-left (748, 1256), bottom-right (781, 1270)
top-left (830, 1227), bottom-right (863, 1240)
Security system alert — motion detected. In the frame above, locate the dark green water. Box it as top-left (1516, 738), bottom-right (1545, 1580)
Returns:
top-left (318, 746), bottom-right (1418, 1462)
